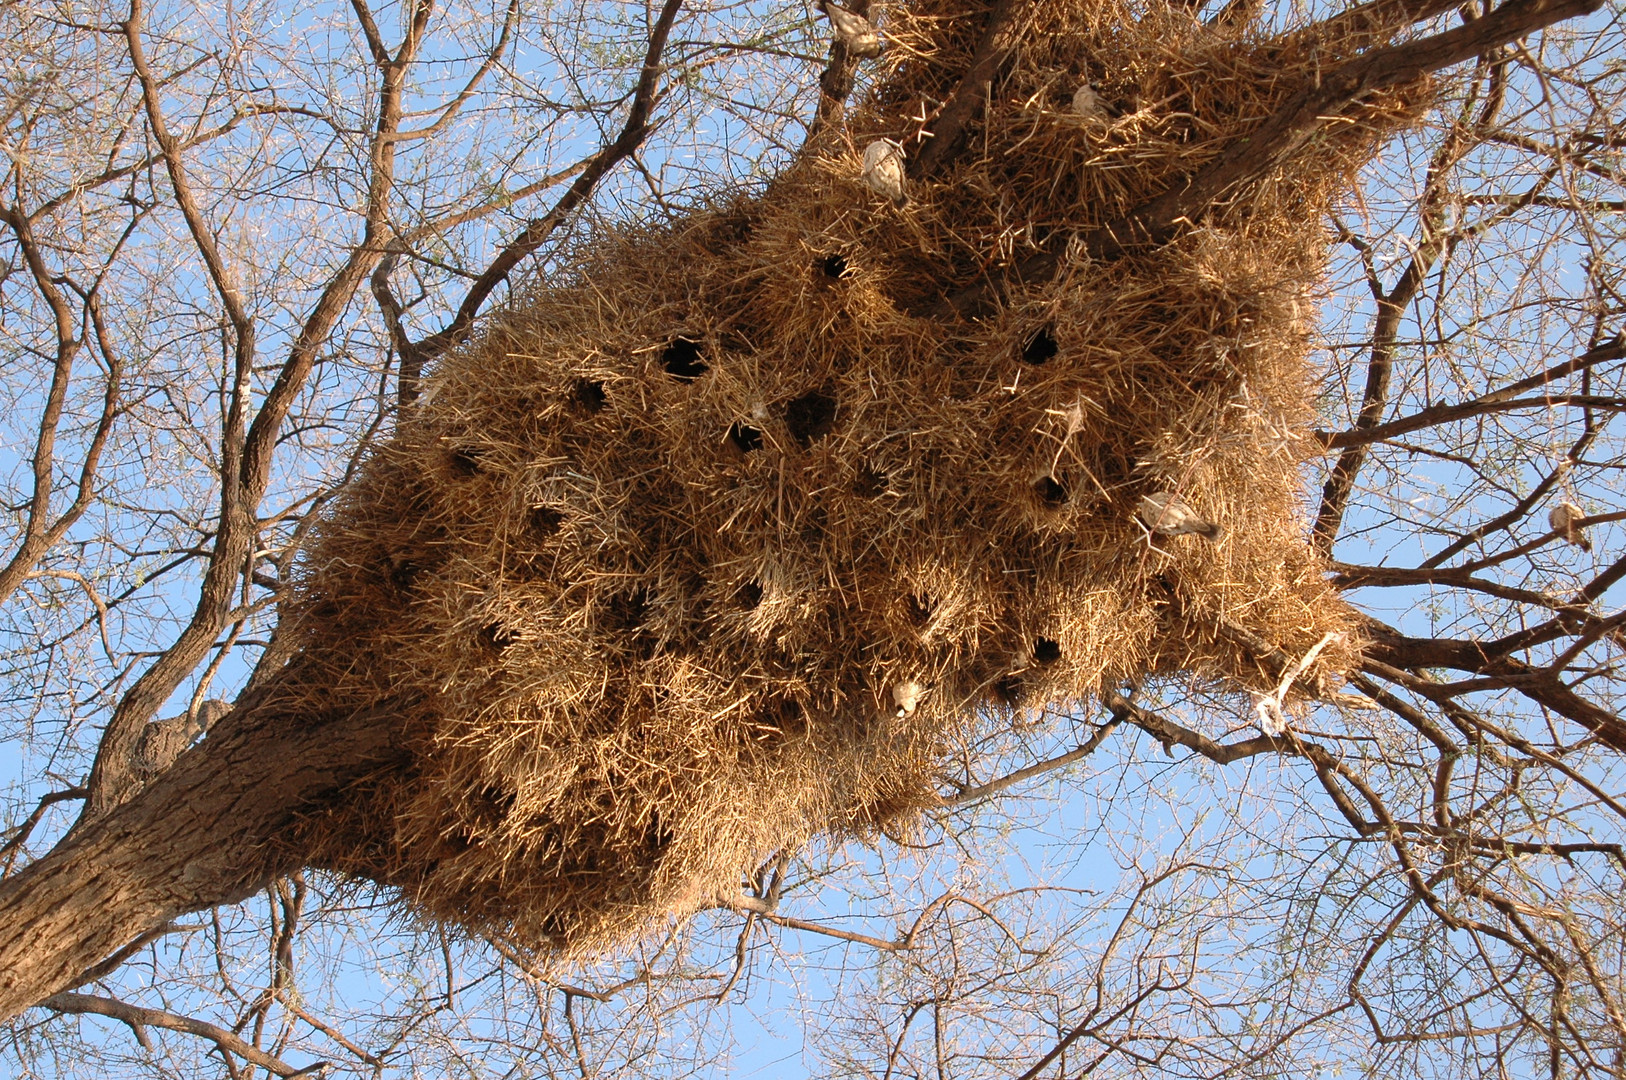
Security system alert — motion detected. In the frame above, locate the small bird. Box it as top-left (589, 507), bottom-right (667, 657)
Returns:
top-left (891, 679), bottom-right (925, 717)
top-left (820, 0), bottom-right (883, 58)
top-left (861, 139), bottom-right (908, 206)
top-left (1138, 491), bottom-right (1221, 540)
top-left (1549, 500), bottom-right (1592, 552)
top-left (1071, 83), bottom-right (1111, 122)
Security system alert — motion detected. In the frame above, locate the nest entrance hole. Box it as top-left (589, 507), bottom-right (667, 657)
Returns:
top-left (1022, 327), bottom-right (1059, 366)
top-left (854, 464), bottom-right (888, 497)
top-left (819, 253), bottom-right (852, 279)
top-left (728, 421), bottom-right (764, 453)
top-left (992, 673), bottom-right (1025, 708)
top-left (572, 379), bottom-right (607, 413)
top-left (606, 588), bottom-right (650, 632)
top-left (472, 784), bottom-right (516, 828)
top-left (604, 587), bottom-right (660, 659)
top-left (531, 506), bottom-right (565, 539)
top-left (480, 622), bottom-right (517, 652)
top-left (644, 812), bottom-right (675, 857)
top-left (755, 696), bottom-right (807, 737)
top-left (1033, 474), bottom-right (1069, 507)
top-left (387, 558), bottom-right (421, 592)
top-left (786, 390), bottom-right (838, 447)
top-left (905, 594), bottom-right (934, 627)
top-left (662, 338), bottom-right (708, 381)
top-left (1032, 637), bottom-right (1062, 665)
top-left (449, 446), bottom-right (486, 476)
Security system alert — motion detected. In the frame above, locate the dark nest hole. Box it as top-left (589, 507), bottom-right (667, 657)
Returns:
top-left (992, 673), bottom-right (1025, 708)
top-left (643, 812), bottom-right (676, 857)
top-left (728, 421), bottom-right (764, 453)
top-left (471, 783), bottom-right (517, 828)
top-left (662, 338), bottom-right (708, 381)
top-left (480, 621), bottom-right (517, 653)
top-left (905, 594), bottom-right (934, 627)
top-left (786, 389), bottom-right (838, 447)
top-left (1033, 474), bottom-right (1069, 507)
top-left (436, 828), bottom-right (479, 857)
top-left (449, 445), bottom-right (487, 476)
top-left (604, 587), bottom-right (660, 659)
top-left (538, 912), bottom-right (570, 947)
top-left (1091, 447), bottom-right (1136, 489)
top-left (387, 557), bottom-right (422, 592)
top-left (799, 502), bottom-right (829, 544)
top-left (737, 580), bottom-right (764, 609)
top-left (1021, 327), bottom-right (1059, 366)
top-left (756, 696), bottom-right (806, 735)
top-left (531, 505), bottom-right (565, 539)
top-left (1032, 637), bottom-right (1062, 665)
top-left (819, 253), bottom-right (852, 279)
top-left (571, 379), bottom-right (607, 413)
top-left (854, 464), bottom-right (888, 497)
top-left (605, 587), bottom-right (650, 632)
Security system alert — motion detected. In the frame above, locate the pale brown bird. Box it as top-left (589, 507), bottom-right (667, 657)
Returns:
top-left (1071, 83), bottom-right (1110, 122)
top-left (1138, 491), bottom-right (1221, 540)
top-left (862, 139), bottom-right (908, 206)
top-left (820, 0), bottom-right (883, 58)
top-left (1549, 499), bottom-right (1592, 552)
top-left (891, 679), bottom-right (925, 717)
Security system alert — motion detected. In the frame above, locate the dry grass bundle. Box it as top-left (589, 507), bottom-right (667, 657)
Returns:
top-left (282, 0), bottom-right (1417, 954)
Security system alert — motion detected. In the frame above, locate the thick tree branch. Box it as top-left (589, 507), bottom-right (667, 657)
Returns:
top-left (1314, 56), bottom-right (1510, 548)
top-left (1319, 392), bottom-right (1626, 450)
top-left (908, 0), bottom-right (1029, 178)
top-left (87, 0), bottom-right (266, 819)
top-left (1419, 451), bottom-right (1588, 569)
top-left (0, 686), bottom-right (415, 1023)
top-left (86, 0), bottom-right (419, 817)
top-left (1333, 512), bottom-right (1626, 589)
top-left (1333, 560), bottom-right (1577, 609)
top-left (1359, 618), bottom-right (1626, 751)
top-left (387, 0), bottom-right (520, 143)
top-left (0, 788), bottom-right (86, 878)
top-left (1098, 0), bottom-right (1591, 253)
top-left (943, 719), bottom-right (1120, 805)
top-left (1101, 689), bottom-right (1290, 763)
top-left (805, 0), bottom-right (874, 143)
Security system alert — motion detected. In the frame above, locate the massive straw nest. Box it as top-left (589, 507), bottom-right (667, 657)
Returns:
top-left (282, 0), bottom-right (1417, 953)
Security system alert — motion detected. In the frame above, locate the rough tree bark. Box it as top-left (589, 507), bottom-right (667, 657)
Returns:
top-left (0, 692), bottom-right (409, 1021)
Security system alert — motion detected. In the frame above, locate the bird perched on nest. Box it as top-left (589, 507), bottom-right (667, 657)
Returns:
top-left (892, 679), bottom-right (925, 717)
top-left (1549, 499), bottom-right (1592, 552)
top-left (819, 0), bottom-right (883, 58)
top-left (862, 139), bottom-right (908, 206)
top-left (1138, 491), bottom-right (1221, 540)
top-left (1071, 83), bottom-right (1111, 122)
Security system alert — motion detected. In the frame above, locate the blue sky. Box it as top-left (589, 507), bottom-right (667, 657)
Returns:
top-left (2, 0), bottom-right (1624, 1075)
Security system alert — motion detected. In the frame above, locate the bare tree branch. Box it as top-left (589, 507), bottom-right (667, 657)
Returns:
top-left (43, 992), bottom-right (319, 1077)
top-left (409, 0), bottom-right (687, 370)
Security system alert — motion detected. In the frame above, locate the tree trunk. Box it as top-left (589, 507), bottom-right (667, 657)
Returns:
top-left (0, 692), bottom-right (407, 1022)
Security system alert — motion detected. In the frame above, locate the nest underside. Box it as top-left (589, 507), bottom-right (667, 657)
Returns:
top-left (281, 0), bottom-right (1415, 955)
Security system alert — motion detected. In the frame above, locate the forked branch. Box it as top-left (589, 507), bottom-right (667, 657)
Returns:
top-left (410, 0), bottom-right (687, 367)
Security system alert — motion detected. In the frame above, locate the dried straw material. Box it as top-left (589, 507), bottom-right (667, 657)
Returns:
top-left (282, 0), bottom-right (1418, 954)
